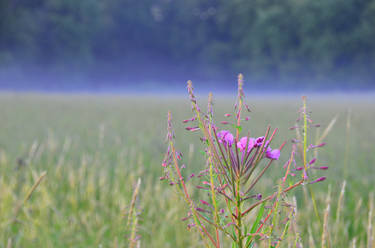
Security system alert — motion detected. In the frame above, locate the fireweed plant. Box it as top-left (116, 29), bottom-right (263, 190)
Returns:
top-left (161, 74), bottom-right (327, 248)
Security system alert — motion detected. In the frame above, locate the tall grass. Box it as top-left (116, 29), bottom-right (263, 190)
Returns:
top-left (0, 93), bottom-right (373, 247)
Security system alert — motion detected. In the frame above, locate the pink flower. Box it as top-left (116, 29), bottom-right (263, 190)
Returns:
top-left (217, 130), bottom-right (234, 146)
top-left (266, 148), bottom-right (280, 160)
top-left (254, 136), bottom-right (265, 147)
top-left (237, 137), bottom-right (255, 152)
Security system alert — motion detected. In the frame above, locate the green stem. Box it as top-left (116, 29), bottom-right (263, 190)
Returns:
top-left (236, 178), bottom-right (243, 248)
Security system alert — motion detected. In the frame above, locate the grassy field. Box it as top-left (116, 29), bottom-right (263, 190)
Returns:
top-left (0, 92), bottom-right (374, 247)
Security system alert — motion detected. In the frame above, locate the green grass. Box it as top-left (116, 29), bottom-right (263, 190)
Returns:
top-left (0, 93), bottom-right (374, 247)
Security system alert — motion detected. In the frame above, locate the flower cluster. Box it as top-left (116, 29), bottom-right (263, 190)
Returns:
top-left (161, 75), bottom-right (328, 248)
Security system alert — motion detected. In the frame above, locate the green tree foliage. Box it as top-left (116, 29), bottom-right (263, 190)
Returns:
top-left (0, 0), bottom-right (374, 88)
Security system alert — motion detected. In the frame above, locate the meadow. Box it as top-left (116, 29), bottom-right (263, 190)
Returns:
top-left (0, 92), bottom-right (374, 247)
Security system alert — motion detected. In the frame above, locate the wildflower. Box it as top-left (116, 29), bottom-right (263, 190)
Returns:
top-left (266, 147), bottom-right (280, 160)
top-left (163, 77), bottom-right (328, 247)
top-left (217, 130), bottom-right (234, 146)
top-left (254, 136), bottom-right (265, 147)
top-left (237, 137), bottom-right (255, 152)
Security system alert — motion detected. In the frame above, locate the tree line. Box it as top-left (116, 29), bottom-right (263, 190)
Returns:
top-left (0, 0), bottom-right (374, 89)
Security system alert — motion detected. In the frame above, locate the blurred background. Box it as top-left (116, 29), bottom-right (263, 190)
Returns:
top-left (0, 0), bottom-right (374, 92)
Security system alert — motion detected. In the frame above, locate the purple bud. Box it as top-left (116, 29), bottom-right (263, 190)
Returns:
top-left (309, 158), bottom-right (316, 165)
top-left (244, 116), bottom-right (250, 121)
top-left (254, 136), bottom-right (265, 147)
top-left (244, 104), bottom-right (251, 112)
top-left (311, 166), bottom-right (329, 170)
top-left (196, 207), bottom-right (210, 213)
top-left (220, 121), bottom-right (230, 125)
top-left (224, 113), bottom-right (231, 117)
top-left (200, 200), bottom-right (210, 206)
top-left (181, 213), bottom-right (192, 221)
top-left (196, 185), bottom-right (209, 190)
top-left (309, 176), bottom-right (326, 184)
top-left (186, 126), bottom-right (200, 132)
top-left (251, 193), bottom-right (262, 200)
